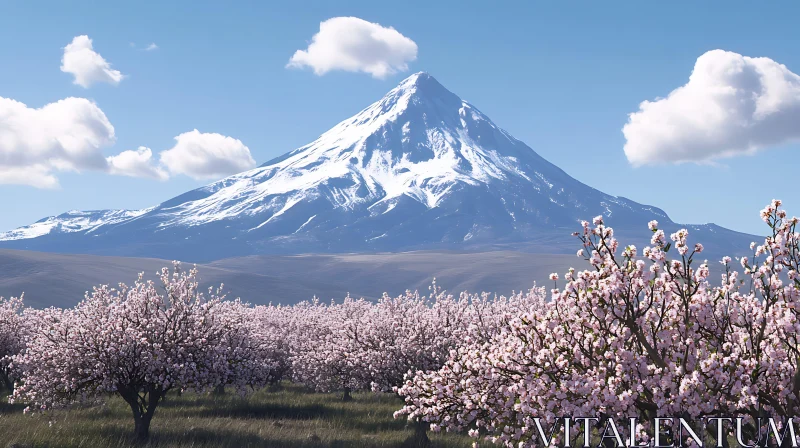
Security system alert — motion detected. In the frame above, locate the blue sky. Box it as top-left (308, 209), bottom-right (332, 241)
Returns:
top-left (1, 1), bottom-right (798, 235)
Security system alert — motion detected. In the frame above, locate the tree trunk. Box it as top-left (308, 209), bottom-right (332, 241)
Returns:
top-left (133, 410), bottom-right (153, 442)
top-left (120, 387), bottom-right (163, 442)
top-left (342, 387), bottom-right (353, 402)
top-left (213, 384), bottom-right (226, 395)
top-left (414, 419), bottom-right (430, 445)
top-left (0, 371), bottom-right (14, 395)
top-left (402, 419), bottom-right (431, 448)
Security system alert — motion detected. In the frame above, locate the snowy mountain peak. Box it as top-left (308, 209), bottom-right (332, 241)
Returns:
top-left (228, 72), bottom-right (530, 218)
top-left (287, 72), bottom-right (469, 164)
top-left (1, 72), bottom-right (752, 261)
top-left (393, 71), bottom-right (457, 100)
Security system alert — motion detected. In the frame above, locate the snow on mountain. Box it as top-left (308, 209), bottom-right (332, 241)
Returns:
top-left (0, 73), bottom-right (756, 261)
top-left (0, 209), bottom-right (153, 241)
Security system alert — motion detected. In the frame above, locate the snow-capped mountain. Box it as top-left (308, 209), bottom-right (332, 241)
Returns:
top-left (0, 73), bottom-right (755, 261)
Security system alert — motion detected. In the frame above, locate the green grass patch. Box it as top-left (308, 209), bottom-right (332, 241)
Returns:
top-left (0, 383), bottom-right (475, 447)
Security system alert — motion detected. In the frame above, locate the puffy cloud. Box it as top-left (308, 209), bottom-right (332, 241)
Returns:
top-left (0, 96), bottom-right (115, 188)
top-left (287, 17), bottom-right (417, 79)
top-left (0, 97), bottom-right (253, 188)
top-left (159, 130), bottom-right (256, 180)
top-left (107, 147), bottom-right (168, 180)
top-left (0, 166), bottom-right (59, 189)
top-left (0, 96), bottom-right (185, 188)
top-left (61, 35), bottom-right (124, 88)
top-left (623, 50), bottom-right (800, 166)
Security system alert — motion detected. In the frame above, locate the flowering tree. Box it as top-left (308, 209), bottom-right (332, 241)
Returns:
top-left (290, 296), bottom-right (373, 400)
top-left (394, 288), bottom-right (552, 445)
top-left (247, 303), bottom-right (295, 385)
top-left (290, 285), bottom-right (474, 400)
top-left (209, 299), bottom-right (284, 393)
top-left (734, 201), bottom-right (800, 429)
top-left (355, 285), bottom-right (467, 393)
top-left (395, 201), bottom-right (800, 447)
top-left (0, 294), bottom-right (28, 393)
top-left (382, 284), bottom-right (547, 444)
top-left (286, 285), bottom-right (475, 445)
top-left (11, 264), bottom-right (260, 441)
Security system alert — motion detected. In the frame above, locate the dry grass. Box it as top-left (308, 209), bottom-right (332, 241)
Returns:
top-left (0, 383), bottom-right (474, 448)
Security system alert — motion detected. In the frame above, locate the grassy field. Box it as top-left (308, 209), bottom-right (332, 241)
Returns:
top-left (0, 383), bottom-right (475, 448)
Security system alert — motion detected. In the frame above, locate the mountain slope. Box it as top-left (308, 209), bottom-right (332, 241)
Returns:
top-left (0, 73), bottom-right (757, 261)
top-left (0, 248), bottom-right (584, 308)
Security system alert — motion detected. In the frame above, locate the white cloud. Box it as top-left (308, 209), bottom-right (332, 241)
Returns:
top-left (0, 96), bottom-right (176, 188)
top-left (0, 96), bottom-right (115, 188)
top-left (107, 147), bottom-right (168, 180)
top-left (61, 35), bottom-right (124, 88)
top-left (0, 165), bottom-right (59, 189)
top-left (159, 130), bottom-right (256, 179)
top-left (0, 98), bottom-right (254, 188)
top-left (287, 16), bottom-right (417, 79)
top-left (623, 49), bottom-right (800, 166)
top-left (129, 42), bottom-right (158, 52)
